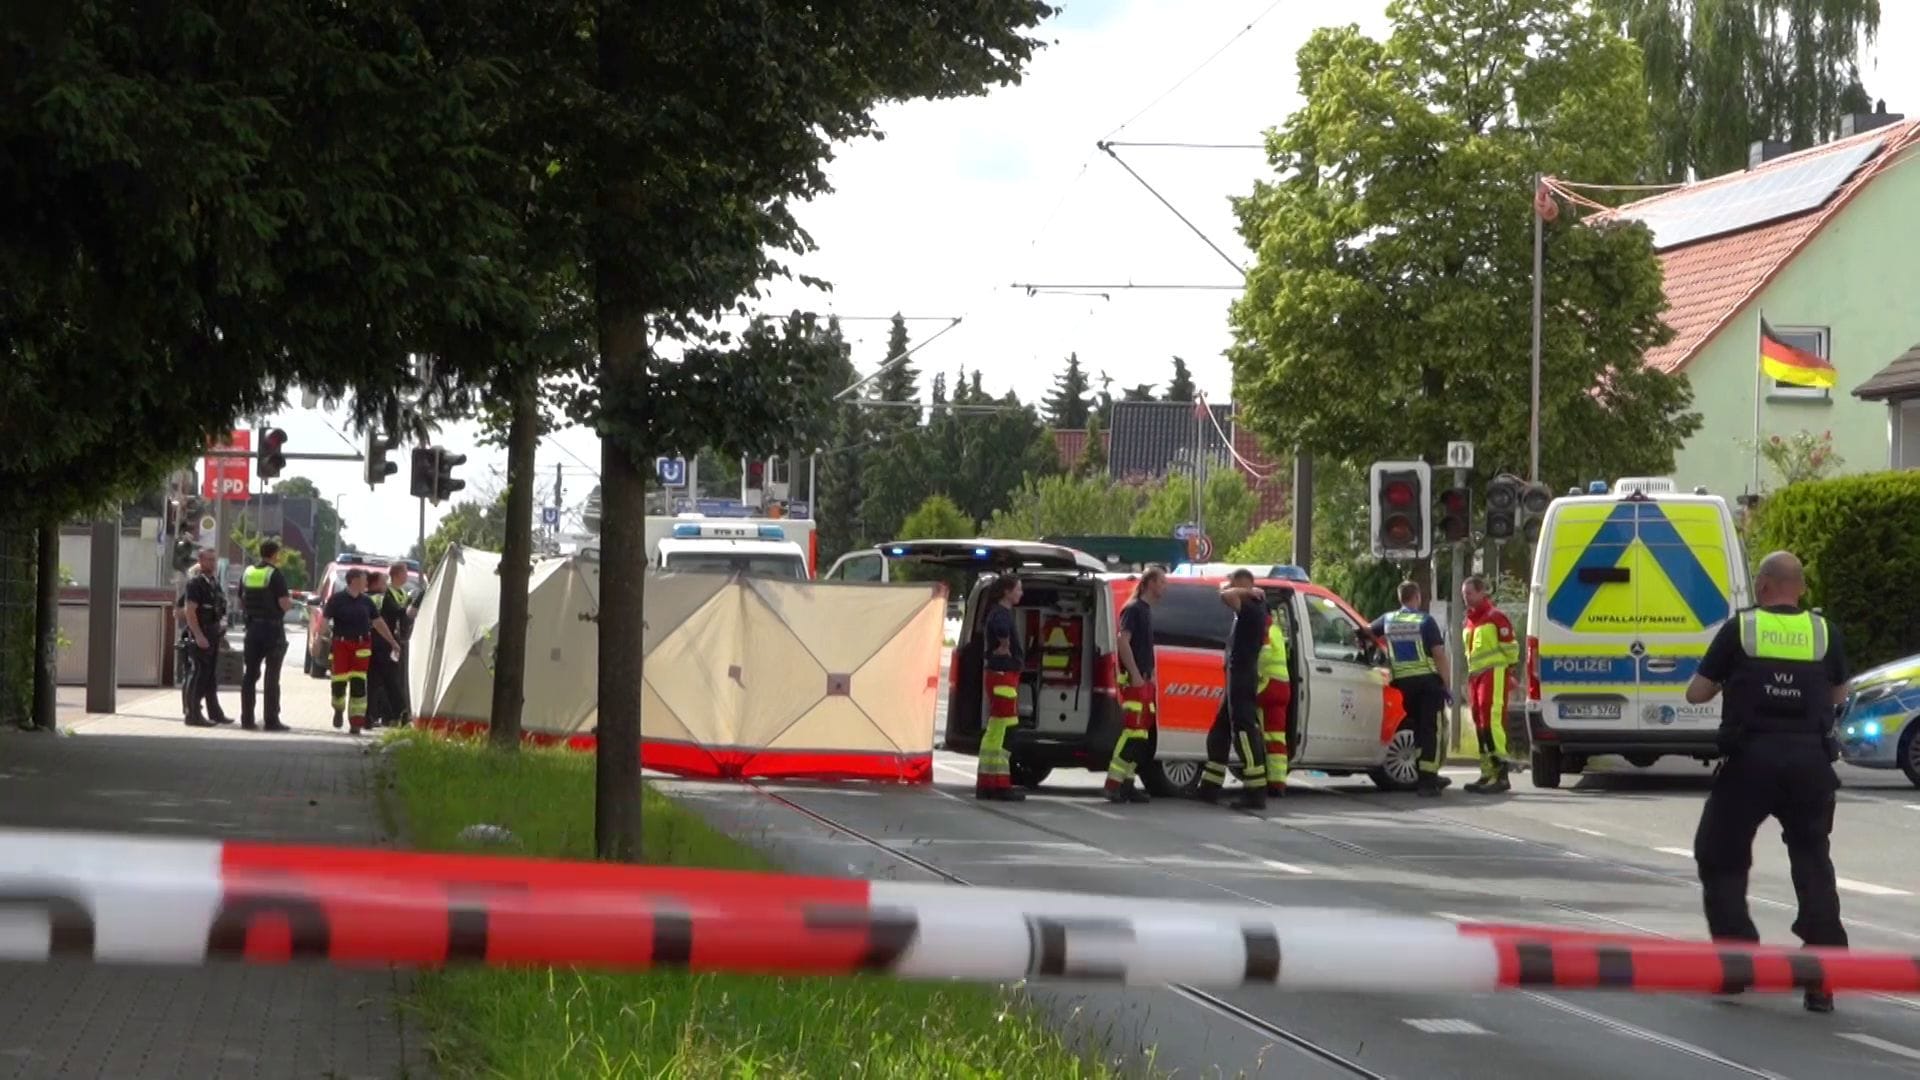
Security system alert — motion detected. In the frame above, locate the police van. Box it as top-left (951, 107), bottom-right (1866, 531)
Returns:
top-left (1525, 477), bottom-right (1752, 787)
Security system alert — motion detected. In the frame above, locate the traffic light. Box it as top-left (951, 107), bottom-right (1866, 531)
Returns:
top-left (1485, 475), bottom-right (1522, 540)
top-left (257, 428), bottom-right (288, 480)
top-left (363, 431), bottom-right (399, 487)
top-left (1436, 486), bottom-right (1471, 544)
top-left (432, 448), bottom-right (467, 504)
top-left (1519, 481), bottom-right (1553, 544)
top-left (410, 447), bottom-right (435, 499)
top-left (1368, 461), bottom-right (1431, 559)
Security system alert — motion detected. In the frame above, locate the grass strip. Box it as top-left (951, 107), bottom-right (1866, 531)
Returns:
top-left (382, 732), bottom-right (1126, 1079)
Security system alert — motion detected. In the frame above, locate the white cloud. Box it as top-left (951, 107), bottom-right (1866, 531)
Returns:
top-left (261, 0), bottom-right (1914, 555)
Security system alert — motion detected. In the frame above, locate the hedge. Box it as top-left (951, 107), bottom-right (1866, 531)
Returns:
top-left (1750, 470), bottom-right (1920, 673)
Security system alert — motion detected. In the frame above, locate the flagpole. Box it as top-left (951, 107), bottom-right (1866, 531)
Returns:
top-left (1751, 310), bottom-right (1764, 496)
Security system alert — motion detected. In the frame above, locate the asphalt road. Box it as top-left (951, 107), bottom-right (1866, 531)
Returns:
top-left (662, 743), bottom-right (1920, 1079)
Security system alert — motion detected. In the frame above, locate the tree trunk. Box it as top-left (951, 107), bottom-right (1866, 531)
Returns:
top-left (488, 379), bottom-right (541, 750)
top-left (594, 402), bottom-right (647, 861)
top-left (31, 519), bottom-right (59, 732)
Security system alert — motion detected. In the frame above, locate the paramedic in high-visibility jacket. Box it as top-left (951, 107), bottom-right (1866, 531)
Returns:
top-left (1104, 565), bottom-right (1167, 805)
top-left (1369, 581), bottom-right (1452, 797)
top-left (1684, 550), bottom-right (1849, 1014)
top-left (1254, 610), bottom-right (1291, 796)
top-left (977, 574), bottom-right (1027, 802)
top-left (1460, 575), bottom-right (1520, 794)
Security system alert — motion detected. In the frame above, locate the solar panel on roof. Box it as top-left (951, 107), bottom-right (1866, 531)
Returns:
top-left (1616, 137), bottom-right (1886, 251)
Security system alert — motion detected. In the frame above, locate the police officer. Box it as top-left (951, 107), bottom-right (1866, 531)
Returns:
top-left (238, 539), bottom-right (294, 732)
top-left (1370, 581), bottom-right (1452, 797)
top-left (1104, 565), bottom-right (1167, 805)
top-left (1196, 569), bottom-right (1269, 811)
top-left (178, 548), bottom-right (231, 728)
top-left (1686, 551), bottom-right (1849, 1014)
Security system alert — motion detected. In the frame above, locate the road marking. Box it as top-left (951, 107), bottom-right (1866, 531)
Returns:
top-left (933, 761), bottom-right (976, 779)
top-left (1905, 804), bottom-right (1920, 813)
top-left (1431, 911), bottom-right (1471, 923)
top-left (1838, 1034), bottom-right (1920, 1062)
top-left (1837, 878), bottom-right (1912, 897)
top-left (1654, 846), bottom-right (1695, 858)
top-left (1060, 802), bottom-right (1126, 821)
top-left (1200, 842), bottom-right (1313, 875)
top-left (1403, 1018), bottom-right (1489, 1035)
top-left (1550, 823), bottom-right (1608, 838)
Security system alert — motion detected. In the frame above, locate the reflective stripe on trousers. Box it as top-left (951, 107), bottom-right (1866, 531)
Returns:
top-left (979, 670), bottom-right (1020, 791)
top-left (1471, 667), bottom-right (1511, 780)
top-left (1257, 678), bottom-right (1290, 785)
top-left (1106, 678), bottom-right (1155, 786)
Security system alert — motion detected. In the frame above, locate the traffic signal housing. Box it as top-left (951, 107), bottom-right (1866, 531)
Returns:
top-left (410, 447), bottom-right (435, 499)
top-left (364, 431), bottom-right (400, 487)
top-left (432, 448), bottom-right (467, 504)
top-left (1519, 481), bottom-right (1553, 544)
top-left (1485, 475), bottom-right (1522, 540)
top-left (257, 428), bottom-right (288, 480)
top-left (1368, 460), bottom-right (1431, 559)
top-left (1436, 486), bottom-right (1471, 544)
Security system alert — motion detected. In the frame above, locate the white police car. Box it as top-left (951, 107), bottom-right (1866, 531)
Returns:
top-left (1838, 653), bottom-right (1920, 786)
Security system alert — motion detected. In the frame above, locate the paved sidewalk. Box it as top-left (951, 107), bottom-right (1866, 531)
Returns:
top-left (0, 634), bottom-right (427, 1079)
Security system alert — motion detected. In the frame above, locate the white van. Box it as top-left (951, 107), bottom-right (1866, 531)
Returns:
top-left (1524, 478), bottom-right (1752, 787)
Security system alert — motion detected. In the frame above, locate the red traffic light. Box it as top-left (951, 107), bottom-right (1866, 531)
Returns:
top-left (1439, 489), bottom-right (1468, 513)
top-left (1383, 480), bottom-right (1415, 507)
top-left (1383, 515), bottom-right (1416, 545)
top-left (260, 428), bottom-right (288, 452)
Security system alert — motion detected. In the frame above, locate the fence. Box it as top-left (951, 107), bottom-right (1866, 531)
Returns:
top-left (0, 525), bottom-right (37, 727)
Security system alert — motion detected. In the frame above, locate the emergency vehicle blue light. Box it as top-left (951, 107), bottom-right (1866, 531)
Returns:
top-left (889, 546), bottom-right (906, 556)
top-left (973, 547), bottom-right (988, 557)
top-left (672, 524), bottom-right (701, 538)
top-left (756, 525), bottom-right (784, 539)
top-left (1865, 720), bottom-right (1881, 737)
top-left (1588, 481), bottom-right (1608, 494)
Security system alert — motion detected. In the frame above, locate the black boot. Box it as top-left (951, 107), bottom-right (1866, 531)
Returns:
top-left (1195, 784), bottom-right (1222, 805)
top-left (1232, 786), bottom-right (1268, 811)
top-left (1804, 990), bottom-right (1835, 1014)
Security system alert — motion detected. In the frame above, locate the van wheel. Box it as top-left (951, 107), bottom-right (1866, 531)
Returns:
top-left (1010, 757), bottom-right (1052, 790)
top-left (1142, 759), bottom-right (1203, 798)
top-left (1368, 724), bottom-right (1422, 792)
top-left (1900, 723), bottom-right (1920, 789)
top-left (1625, 753), bottom-right (1659, 768)
top-left (1532, 746), bottom-right (1564, 789)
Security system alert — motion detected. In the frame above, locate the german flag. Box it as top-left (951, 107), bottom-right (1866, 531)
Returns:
top-left (1760, 319), bottom-right (1837, 389)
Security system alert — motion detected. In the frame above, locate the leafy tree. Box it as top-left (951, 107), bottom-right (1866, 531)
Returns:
top-left (1165, 357), bottom-right (1197, 402)
top-left (899, 494), bottom-right (975, 540)
top-left (929, 372), bottom-right (948, 419)
top-left (1043, 353), bottom-right (1092, 428)
top-left (1226, 519), bottom-right (1295, 564)
top-left (862, 388), bottom-right (1056, 537)
top-left (1229, 0), bottom-right (1700, 497)
top-left (869, 313), bottom-right (921, 436)
top-left (815, 321), bottom-right (870, 563)
top-left (1131, 470), bottom-right (1258, 555)
top-left (1073, 411), bottom-right (1109, 480)
top-left (1597, 1), bottom-right (1880, 181)
top-left (984, 475), bottom-right (1140, 539)
top-left (272, 478), bottom-right (347, 570)
top-left (229, 517), bottom-right (312, 591)
top-left (424, 494), bottom-right (510, 571)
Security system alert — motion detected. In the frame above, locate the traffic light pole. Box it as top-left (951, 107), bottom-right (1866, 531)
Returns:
top-left (1448, 465), bottom-right (1469, 755)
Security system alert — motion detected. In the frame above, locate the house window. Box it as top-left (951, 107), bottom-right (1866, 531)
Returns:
top-left (1769, 326), bottom-right (1831, 401)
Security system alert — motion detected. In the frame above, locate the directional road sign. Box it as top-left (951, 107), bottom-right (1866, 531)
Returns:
top-left (656, 456), bottom-right (688, 487)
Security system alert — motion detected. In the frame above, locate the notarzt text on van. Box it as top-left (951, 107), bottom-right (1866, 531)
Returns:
top-left (1162, 683), bottom-right (1225, 700)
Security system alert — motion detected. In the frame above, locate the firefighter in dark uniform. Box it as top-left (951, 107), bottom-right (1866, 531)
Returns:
top-left (371, 561), bottom-right (418, 726)
top-left (178, 548), bottom-right (231, 727)
top-left (1686, 550), bottom-right (1850, 1014)
top-left (1196, 569), bottom-right (1269, 811)
top-left (238, 539), bottom-right (294, 732)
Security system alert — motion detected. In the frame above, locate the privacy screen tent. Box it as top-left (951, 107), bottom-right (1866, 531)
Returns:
top-left (410, 545), bottom-right (942, 782)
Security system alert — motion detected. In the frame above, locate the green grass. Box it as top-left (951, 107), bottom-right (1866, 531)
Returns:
top-left (382, 732), bottom-right (1127, 1079)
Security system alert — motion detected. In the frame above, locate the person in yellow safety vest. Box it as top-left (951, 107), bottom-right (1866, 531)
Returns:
top-left (977, 575), bottom-right (1027, 802)
top-left (1105, 566), bottom-right (1168, 805)
top-left (1460, 575), bottom-right (1521, 794)
top-left (1368, 581), bottom-right (1452, 797)
top-left (1254, 614), bottom-right (1292, 797)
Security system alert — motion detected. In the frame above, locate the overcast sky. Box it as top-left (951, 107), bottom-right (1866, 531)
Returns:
top-left (249, 0), bottom-right (1920, 557)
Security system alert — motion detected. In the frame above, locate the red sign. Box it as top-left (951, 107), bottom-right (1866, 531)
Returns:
top-left (203, 429), bottom-right (252, 502)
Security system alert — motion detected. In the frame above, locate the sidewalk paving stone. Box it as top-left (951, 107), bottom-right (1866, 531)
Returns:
top-left (0, 640), bottom-right (428, 1080)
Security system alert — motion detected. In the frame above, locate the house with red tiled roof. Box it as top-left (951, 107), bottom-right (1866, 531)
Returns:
top-left (1597, 108), bottom-right (1920, 494)
top-left (1052, 401), bottom-right (1290, 528)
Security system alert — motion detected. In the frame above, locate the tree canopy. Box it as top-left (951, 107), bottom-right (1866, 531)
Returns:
top-left (1228, 0), bottom-right (1700, 491)
top-left (1597, 0), bottom-right (1880, 181)
top-left (1043, 353), bottom-right (1092, 428)
top-left (1165, 357), bottom-right (1197, 402)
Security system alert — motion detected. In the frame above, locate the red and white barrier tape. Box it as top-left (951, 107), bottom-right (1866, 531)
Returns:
top-left (3, 828), bottom-right (1915, 995)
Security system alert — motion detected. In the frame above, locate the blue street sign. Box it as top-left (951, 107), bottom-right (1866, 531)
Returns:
top-left (656, 456), bottom-right (687, 487)
top-left (1173, 522), bottom-right (1202, 540)
top-left (541, 506), bottom-right (560, 526)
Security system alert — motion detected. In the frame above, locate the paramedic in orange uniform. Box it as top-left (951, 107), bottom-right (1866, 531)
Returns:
top-left (1460, 575), bottom-right (1520, 794)
top-left (1254, 608), bottom-right (1292, 797)
top-left (977, 575), bottom-right (1026, 802)
top-left (1104, 566), bottom-right (1167, 804)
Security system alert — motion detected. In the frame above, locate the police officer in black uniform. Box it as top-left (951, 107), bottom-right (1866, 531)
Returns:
top-left (239, 539), bottom-right (294, 732)
top-left (1686, 550), bottom-right (1849, 1014)
top-left (178, 547), bottom-right (231, 728)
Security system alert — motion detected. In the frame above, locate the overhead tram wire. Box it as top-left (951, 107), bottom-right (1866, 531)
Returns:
top-left (1096, 140), bottom-right (1248, 276)
top-left (1099, 0), bottom-right (1290, 141)
top-left (1011, 282), bottom-right (1243, 292)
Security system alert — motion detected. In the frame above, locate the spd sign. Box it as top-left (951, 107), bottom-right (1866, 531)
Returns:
top-left (203, 429), bottom-right (251, 502)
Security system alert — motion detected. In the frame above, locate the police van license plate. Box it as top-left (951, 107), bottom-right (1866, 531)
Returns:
top-left (1559, 702), bottom-right (1622, 721)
